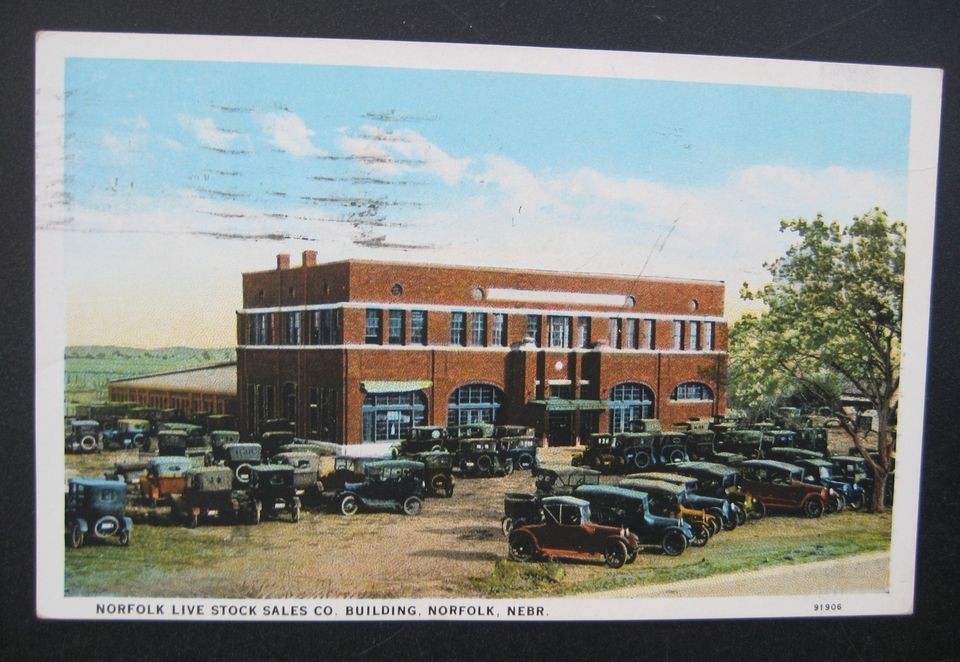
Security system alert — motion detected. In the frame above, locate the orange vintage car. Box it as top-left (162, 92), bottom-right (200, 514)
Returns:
top-left (139, 456), bottom-right (192, 506)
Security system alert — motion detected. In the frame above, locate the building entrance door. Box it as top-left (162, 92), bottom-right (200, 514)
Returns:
top-left (547, 411), bottom-right (574, 446)
top-left (578, 411), bottom-right (599, 443)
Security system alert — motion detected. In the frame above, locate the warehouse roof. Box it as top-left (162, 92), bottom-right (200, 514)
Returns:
top-left (109, 362), bottom-right (237, 394)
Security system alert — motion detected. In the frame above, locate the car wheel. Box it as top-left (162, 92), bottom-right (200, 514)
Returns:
top-left (803, 498), bottom-right (824, 518)
top-left (605, 540), bottom-right (629, 568)
top-left (501, 517), bottom-right (515, 536)
top-left (712, 508), bottom-right (734, 531)
top-left (626, 550), bottom-right (638, 565)
top-left (518, 454), bottom-right (534, 470)
top-left (733, 504), bottom-right (747, 526)
top-left (661, 530), bottom-right (687, 556)
top-left (750, 500), bottom-right (766, 520)
top-left (403, 495), bottom-right (424, 516)
top-left (691, 524), bottom-right (710, 547)
top-left (508, 534), bottom-right (536, 562)
top-left (827, 493), bottom-right (845, 514)
top-left (502, 460), bottom-right (515, 476)
top-left (706, 516), bottom-right (721, 537)
top-left (118, 529), bottom-right (130, 547)
top-left (132, 434), bottom-right (146, 449)
top-left (68, 524), bottom-right (84, 549)
top-left (476, 455), bottom-right (493, 476)
top-left (80, 435), bottom-right (98, 452)
top-left (633, 451), bottom-right (652, 470)
top-left (847, 492), bottom-right (865, 511)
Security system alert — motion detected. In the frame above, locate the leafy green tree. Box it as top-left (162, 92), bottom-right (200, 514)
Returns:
top-left (729, 208), bottom-right (903, 512)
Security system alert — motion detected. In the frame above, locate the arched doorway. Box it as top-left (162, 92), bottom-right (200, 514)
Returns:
top-left (447, 383), bottom-right (504, 426)
top-left (609, 382), bottom-right (655, 432)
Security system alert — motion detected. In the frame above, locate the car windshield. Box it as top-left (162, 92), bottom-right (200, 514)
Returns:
top-left (819, 466), bottom-right (832, 480)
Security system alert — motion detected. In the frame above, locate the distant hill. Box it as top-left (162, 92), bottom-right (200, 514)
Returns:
top-left (65, 346), bottom-right (236, 404)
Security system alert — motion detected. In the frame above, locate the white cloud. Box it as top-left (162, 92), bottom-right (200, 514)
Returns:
top-left (261, 112), bottom-right (325, 156)
top-left (337, 126), bottom-right (470, 185)
top-left (177, 115), bottom-right (239, 150)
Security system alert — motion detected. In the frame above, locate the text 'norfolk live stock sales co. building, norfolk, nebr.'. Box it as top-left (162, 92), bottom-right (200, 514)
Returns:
top-left (232, 251), bottom-right (727, 446)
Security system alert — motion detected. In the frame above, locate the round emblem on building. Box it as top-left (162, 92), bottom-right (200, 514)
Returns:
top-left (471, 287), bottom-right (484, 300)
top-left (391, 283), bottom-right (403, 296)
top-left (689, 298), bottom-right (700, 311)
top-left (554, 360), bottom-right (564, 371)
top-left (625, 295), bottom-right (636, 308)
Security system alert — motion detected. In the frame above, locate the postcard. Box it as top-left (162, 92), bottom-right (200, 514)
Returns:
top-left (36, 31), bottom-right (941, 620)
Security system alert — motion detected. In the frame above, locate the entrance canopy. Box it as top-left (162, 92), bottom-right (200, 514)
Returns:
top-left (528, 398), bottom-right (609, 411)
top-left (361, 380), bottom-right (433, 394)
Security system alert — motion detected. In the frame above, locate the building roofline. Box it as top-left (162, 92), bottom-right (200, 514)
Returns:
top-left (108, 362), bottom-right (237, 385)
top-left (242, 257), bottom-right (725, 287)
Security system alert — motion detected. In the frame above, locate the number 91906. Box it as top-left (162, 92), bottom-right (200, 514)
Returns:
top-left (813, 603), bottom-right (841, 612)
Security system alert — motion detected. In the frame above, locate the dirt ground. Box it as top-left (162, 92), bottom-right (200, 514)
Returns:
top-left (62, 428), bottom-right (887, 599)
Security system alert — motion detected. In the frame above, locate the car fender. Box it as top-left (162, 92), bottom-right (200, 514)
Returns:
top-left (608, 534), bottom-right (639, 551)
top-left (668, 523), bottom-right (694, 541)
top-left (800, 492), bottom-right (826, 507)
top-left (72, 518), bottom-right (89, 534)
top-left (508, 528), bottom-right (540, 552)
top-left (123, 517), bottom-right (134, 531)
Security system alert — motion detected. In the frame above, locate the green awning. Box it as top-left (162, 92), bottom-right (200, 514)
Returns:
top-left (528, 398), bottom-right (609, 411)
top-left (361, 380), bottom-right (433, 394)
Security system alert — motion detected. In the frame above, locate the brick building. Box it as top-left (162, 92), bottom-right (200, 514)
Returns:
top-left (108, 363), bottom-right (239, 417)
top-left (237, 253), bottom-right (727, 446)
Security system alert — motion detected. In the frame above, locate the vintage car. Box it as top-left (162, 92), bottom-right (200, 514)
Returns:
top-left (794, 458), bottom-right (864, 511)
top-left (157, 429), bottom-right (211, 467)
top-left (498, 436), bottom-right (539, 472)
top-left (217, 442), bottom-right (263, 487)
top-left (204, 414), bottom-right (238, 434)
top-left (248, 464), bottom-right (301, 523)
top-left (572, 432), bottom-right (657, 472)
top-left (447, 422), bottom-right (495, 440)
top-left (617, 477), bottom-right (716, 543)
top-left (275, 441), bottom-right (330, 457)
top-left (260, 431), bottom-right (296, 458)
top-left (715, 429), bottom-right (763, 459)
top-left (403, 451), bottom-right (456, 497)
top-left (65, 420), bottom-right (101, 454)
top-left (627, 471), bottom-right (736, 530)
top-left (109, 461), bottom-right (150, 486)
top-left (128, 407), bottom-right (159, 433)
top-left (401, 425), bottom-right (451, 454)
top-left (573, 484), bottom-right (696, 556)
top-left (334, 459), bottom-right (426, 516)
top-left (533, 464), bottom-right (601, 497)
top-left (681, 429), bottom-right (719, 461)
top-left (455, 438), bottom-right (507, 476)
top-left (495, 425), bottom-right (535, 438)
top-left (138, 456), bottom-right (192, 506)
top-left (764, 446), bottom-right (827, 464)
top-left (737, 459), bottom-right (832, 518)
top-left (657, 461), bottom-right (758, 522)
top-left (794, 427), bottom-right (830, 456)
top-left (501, 492), bottom-right (545, 534)
top-left (654, 431), bottom-right (690, 464)
top-left (760, 429), bottom-right (799, 454)
top-left (170, 466), bottom-right (256, 527)
top-left (506, 496), bottom-right (641, 568)
top-left (271, 451), bottom-right (324, 500)
top-left (209, 430), bottom-right (241, 456)
top-left (65, 478), bottom-right (132, 548)
top-left (101, 418), bottom-right (152, 451)
top-left (322, 454), bottom-right (393, 493)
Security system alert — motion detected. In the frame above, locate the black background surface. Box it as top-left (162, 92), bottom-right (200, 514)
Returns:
top-left (2, 2), bottom-right (958, 660)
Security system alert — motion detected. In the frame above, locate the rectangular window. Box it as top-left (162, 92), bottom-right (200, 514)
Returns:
top-left (525, 315), bottom-right (542, 347)
top-left (411, 310), bottom-right (427, 345)
top-left (576, 317), bottom-right (591, 348)
top-left (471, 312), bottom-right (486, 346)
top-left (286, 311), bottom-right (302, 345)
top-left (311, 309), bottom-right (339, 345)
top-left (388, 309), bottom-right (404, 344)
top-left (365, 309), bottom-right (381, 344)
top-left (673, 320), bottom-right (685, 350)
top-left (608, 318), bottom-right (620, 348)
top-left (450, 311), bottom-right (466, 346)
top-left (548, 316), bottom-right (572, 348)
top-left (623, 318), bottom-right (637, 349)
top-left (640, 319), bottom-right (655, 349)
top-left (249, 313), bottom-right (273, 345)
top-left (704, 321), bottom-right (715, 350)
top-left (492, 313), bottom-right (507, 346)
top-left (689, 320), bottom-right (701, 350)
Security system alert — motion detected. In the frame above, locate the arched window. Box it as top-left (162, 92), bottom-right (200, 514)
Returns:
top-left (670, 382), bottom-right (714, 401)
top-left (362, 390), bottom-right (426, 442)
top-left (609, 382), bottom-right (655, 433)
top-left (447, 383), bottom-right (504, 426)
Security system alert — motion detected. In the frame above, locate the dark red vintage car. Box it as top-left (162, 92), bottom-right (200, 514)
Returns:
top-left (507, 496), bottom-right (641, 568)
top-left (737, 460), bottom-right (830, 517)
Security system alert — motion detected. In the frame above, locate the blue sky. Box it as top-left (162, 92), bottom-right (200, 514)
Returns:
top-left (53, 57), bottom-right (912, 346)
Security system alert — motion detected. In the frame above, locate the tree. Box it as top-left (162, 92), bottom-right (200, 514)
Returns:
top-left (729, 208), bottom-right (903, 512)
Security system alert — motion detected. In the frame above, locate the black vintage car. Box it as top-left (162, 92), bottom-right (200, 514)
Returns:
top-left (65, 420), bottom-right (101, 454)
top-left (572, 432), bottom-right (658, 472)
top-left (404, 451), bottom-right (456, 497)
top-left (65, 478), bottom-right (132, 548)
top-left (335, 459), bottom-right (426, 516)
top-left (271, 451), bottom-right (324, 500)
top-left (171, 466), bottom-right (256, 527)
top-left (157, 428), bottom-right (211, 467)
top-left (501, 492), bottom-right (545, 534)
top-left (629, 471), bottom-right (737, 530)
top-left (498, 436), bottom-right (539, 472)
top-left (217, 443), bottom-right (263, 487)
top-left (101, 418), bottom-right (152, 451)
top-left (794, 458), bottom-right (865, 512)
top-left (533, 464), bottom-right (601, 496)
top-left (455, 438), bottom-right (507, 476)
top-left (248, 464), bottom-right (301, 523)
top-left (657, 461), bottom-right (759, 522)
top-left (401, 426), bottom-right (451, 454)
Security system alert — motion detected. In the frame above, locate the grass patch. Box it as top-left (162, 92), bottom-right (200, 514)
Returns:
top-left (477, 559), bottom-right (566, 596)
top-left (474, 511), bottom-right (892, 597)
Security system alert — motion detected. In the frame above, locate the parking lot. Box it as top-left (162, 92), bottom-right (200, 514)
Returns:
top-left (64, 439), bottom-right (891, 599)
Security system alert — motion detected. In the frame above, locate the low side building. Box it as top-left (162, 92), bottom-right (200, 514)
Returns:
top-left (237, 253), bottom-right (727, 446)
top-left (108, 362), bottom-right (239, 417)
